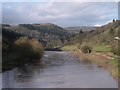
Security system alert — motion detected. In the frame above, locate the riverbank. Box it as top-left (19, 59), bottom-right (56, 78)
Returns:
top-left (76, 50), bottom-right (118, 80)
top-left (61, 45), bottom-right (119, 81)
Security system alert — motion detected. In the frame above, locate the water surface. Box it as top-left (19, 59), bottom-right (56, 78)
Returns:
top-left (1, 51), bottom-right (118, 88)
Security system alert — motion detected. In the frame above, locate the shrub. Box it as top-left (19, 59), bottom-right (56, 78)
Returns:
top-left (81, 45), bottom-right (92, 54)
top-left (29, 39), bottom-right (44, 59)
top-left (111, 44), bottom-right (118, 55)
top-left (15, 37), bottom-right (44, 63)
top-left (3, 36), bottom-right (44, 71)
top-left (111, 41), bottom-right (120, 55)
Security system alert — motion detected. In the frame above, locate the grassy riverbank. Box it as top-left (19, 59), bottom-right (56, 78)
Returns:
top-left (61, 45), bottom-right (119, 81)
top-left (77, 51), bottom-right (118, 80)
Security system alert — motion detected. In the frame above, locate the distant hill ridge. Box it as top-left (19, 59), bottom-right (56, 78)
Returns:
top-left (64, 26), bottom-right (99, 34)
top-left (64, 20), bottom-right (119, 34)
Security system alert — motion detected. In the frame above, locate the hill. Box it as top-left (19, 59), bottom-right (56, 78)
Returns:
top-left (66, 20), bottom-right (119, 45)
top-left (64, 26), bottom-right (99, 34)
top-left (2, 23), bottom-right (70, 49)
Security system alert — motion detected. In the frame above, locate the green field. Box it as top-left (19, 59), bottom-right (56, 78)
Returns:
top-left (61, 45), bottom-right (77, 52)
top-left (93, 45), bottom-right (111, 52)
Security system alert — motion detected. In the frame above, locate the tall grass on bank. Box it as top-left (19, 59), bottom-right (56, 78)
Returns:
top-left (61, 45), bottom-right (78, 52)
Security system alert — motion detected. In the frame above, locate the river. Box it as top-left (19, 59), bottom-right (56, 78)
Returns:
top-left (1, 51), bottom-right (118, 88)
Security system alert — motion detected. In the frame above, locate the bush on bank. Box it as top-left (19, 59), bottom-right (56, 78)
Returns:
top-left (15, 37), bottom-right (44, 63)
top-left (111, 40), bottom-right (120, 55)
top-left (2, 37), bottom-right (44, 71)
top-left (81, 44), bottom-right (92, 54)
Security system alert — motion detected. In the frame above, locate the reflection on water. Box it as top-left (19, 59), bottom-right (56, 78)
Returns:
top-left (1, 51), bottom-right (118, 88)
top-left (17, 65), bottom-right (35, 82)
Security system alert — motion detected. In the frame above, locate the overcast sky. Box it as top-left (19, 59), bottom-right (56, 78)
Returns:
top-left (2, 1), bottom-right (118, 27)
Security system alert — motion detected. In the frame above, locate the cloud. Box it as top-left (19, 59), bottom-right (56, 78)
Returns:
top-left (2, 2), bottom-right (118, 27)
top-left (2, 0), bottom-right (119, 2)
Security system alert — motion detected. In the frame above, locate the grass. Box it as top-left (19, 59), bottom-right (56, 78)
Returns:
top-left (107, 58), bottom-right (118, 80)
top-left (93, 44), bottom-right (111, 52)
top-left (109, 58), bottom-right (118, 67)
top-left (61, 45), bottom-right (78, 52)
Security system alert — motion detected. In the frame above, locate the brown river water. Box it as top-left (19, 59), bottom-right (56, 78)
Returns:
top-left (1, 51), bottom-right (118, 88)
